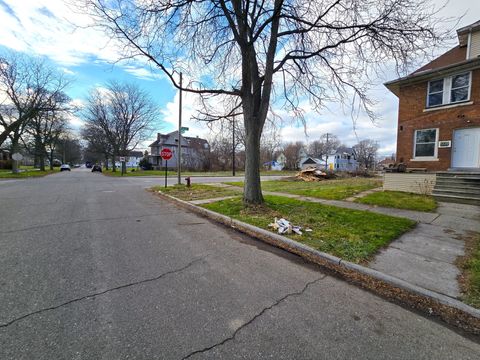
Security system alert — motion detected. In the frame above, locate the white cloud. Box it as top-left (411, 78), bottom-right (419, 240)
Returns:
top-left (61, 67), bottom-right (75, 75)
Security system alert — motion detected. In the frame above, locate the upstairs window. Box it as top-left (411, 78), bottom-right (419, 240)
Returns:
top-left (427, 72), bottom-right (471, 108)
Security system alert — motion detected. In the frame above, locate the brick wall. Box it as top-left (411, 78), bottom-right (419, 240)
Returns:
top-left (396, 69), bottom-right (480, 171)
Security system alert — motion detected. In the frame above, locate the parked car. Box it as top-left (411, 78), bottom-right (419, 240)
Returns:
top-left (60, 164), bottom-right (71, 172)
top-left (85, 161), bottom-right (93, 168)
top-left (91, 165), bottom-right (102, 173)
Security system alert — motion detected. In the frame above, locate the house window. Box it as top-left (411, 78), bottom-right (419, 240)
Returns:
top-left (414, 128), bottom-right (438, 158)
top-left (427, 72), bottom-right (471, 108)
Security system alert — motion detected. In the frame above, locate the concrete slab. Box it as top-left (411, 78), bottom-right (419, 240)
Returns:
top-left (370, 247), bottom-right (462, 298)
top-left (389, 225), bottom-right (464, 264)
top-left (436, 202), bottom-right (480, 220)
top-left (368, 207), bottom-right (439, 223)
top-left (431, 214), bottom-right (480, 232)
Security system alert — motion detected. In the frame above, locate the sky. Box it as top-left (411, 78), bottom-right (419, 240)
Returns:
top-left (0, 0), bottom-right (479, 157)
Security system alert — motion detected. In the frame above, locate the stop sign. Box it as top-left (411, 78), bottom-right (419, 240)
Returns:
top-left (160, 148), bottom-right (173, 160)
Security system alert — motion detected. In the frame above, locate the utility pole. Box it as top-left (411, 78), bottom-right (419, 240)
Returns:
top-left (325, 133), bottom-right (330, 170)
top-left (232, 114), bottom-right (236, 176)
top-left (177, 72), bottom-right (182, 185)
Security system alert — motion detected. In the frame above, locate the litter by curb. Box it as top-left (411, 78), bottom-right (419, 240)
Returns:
top-left (153, 190), bottom-right (480, 335)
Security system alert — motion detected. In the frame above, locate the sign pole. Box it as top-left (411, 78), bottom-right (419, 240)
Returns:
top-left (165, 160), bottom-right (168, 188)
top-left (177, 72), bottom-right (182, 185)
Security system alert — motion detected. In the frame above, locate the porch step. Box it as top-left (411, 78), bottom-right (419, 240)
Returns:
top-left (432, 188), bottom-right (480, 197)
top-left (433, 172), bottom-right (480, 205)
top-left (432, 194), bottom-right (480, 206)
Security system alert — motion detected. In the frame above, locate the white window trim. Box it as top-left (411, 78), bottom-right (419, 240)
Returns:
top-left (426, 72), bottom-right (472, 108)
top-left (413, 128), bottom-right (439, 160)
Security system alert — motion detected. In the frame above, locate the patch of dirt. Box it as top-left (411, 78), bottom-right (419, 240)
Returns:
top-left (455, 231), bottom-right (480, 306)
top-left (240, 204), bottom-right (281, 218)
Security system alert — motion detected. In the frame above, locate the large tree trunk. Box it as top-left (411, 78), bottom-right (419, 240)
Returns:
top-left (39, 155), bottom-right (45, 172)
top-left (49, 150), bottom-right (54, 170)
top-left (112, 151), bottom-right (117, 172)
top-left (10, 140), bottom-right (20, 173)
top-left (243, 125), bottom-right (263, 204)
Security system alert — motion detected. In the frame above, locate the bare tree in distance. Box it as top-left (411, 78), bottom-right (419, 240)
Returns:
top-left (283, 141), bottom-right (305, 170)
top-left (77, 0), bottom-right (452, 203)
top-left (308, 134), bottom-right (340, 160)
top-left (82, 81), bottom-right (159, 172)
top-left (353, 139), bottom-right (379, 170)
top-left (25, 92), bottom-right (71, 171)
top-left (82, 123), bottom-right (114, 168)
top-left (0, 50), bottom-right (70, 150)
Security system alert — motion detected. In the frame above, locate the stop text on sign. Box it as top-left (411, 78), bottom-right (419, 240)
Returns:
top-left (160, 148), bottom-right (173, 160)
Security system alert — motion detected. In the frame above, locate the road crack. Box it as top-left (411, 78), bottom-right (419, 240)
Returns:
top-left (0, 212), bottom-right (185, 235)
top-left (181, 275), bottom-right (327, 360)
top-left (0, 257), bottom-right (205, 329)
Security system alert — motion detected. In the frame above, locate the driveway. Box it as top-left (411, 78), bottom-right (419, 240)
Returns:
top-left (0, 170), bottom-right (479, 359)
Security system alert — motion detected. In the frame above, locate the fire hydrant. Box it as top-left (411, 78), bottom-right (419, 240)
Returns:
top-left (185, 176), bottom-right (191, 187)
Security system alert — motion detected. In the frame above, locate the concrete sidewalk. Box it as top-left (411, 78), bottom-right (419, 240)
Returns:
top-left (200, 184), bottom-right (480, 301)
top-left (370, 202), bottom-right (480, 299)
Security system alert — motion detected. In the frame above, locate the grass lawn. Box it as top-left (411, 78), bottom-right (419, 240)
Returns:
top-left (0, 168), bottom-right (58, 178)
top-left (152, 184), bottom-right (242, 201)
top-left (227, 178), bottom-right (382, 200)
top-left (458, 233), bottom-right (480, 308)
top-left (355, 191), bottom-right (437, 212)
top-left (104, 169), bottom-right (297, 177)
top-left (202, 195), bottom-right (415, 263)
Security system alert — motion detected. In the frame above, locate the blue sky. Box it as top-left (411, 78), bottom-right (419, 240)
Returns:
top-left (1, 0), bottom-right (479, 156)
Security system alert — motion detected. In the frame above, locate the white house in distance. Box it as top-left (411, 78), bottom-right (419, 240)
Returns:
top-left (299, 147), bottom-right (359, 171)
top-left (114, 151), bottom-right (144, 168)
top-left (327, 147), bottom-right (358, 171)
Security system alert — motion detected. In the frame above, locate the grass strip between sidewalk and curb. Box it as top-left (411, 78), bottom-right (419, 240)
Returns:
top-left (225, 178), bottom-right (382, 200)
top-left (355, 190), bottom-right (437, 212)
top-left (0, 169), bottom-right (58, 179)
top-left (457, 233), bottom-right (480, 309)
top-left (104, 169), bottom-right (297, 177)
top-left (202, 195), bottom-right (415, 263)
top-left (151, 184), bottom-right (242, 201)
top-left (151, 189), bottom-right (480, 335)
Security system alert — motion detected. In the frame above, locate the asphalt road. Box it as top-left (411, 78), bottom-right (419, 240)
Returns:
top-left (0, 170), bottom-right (479, 359)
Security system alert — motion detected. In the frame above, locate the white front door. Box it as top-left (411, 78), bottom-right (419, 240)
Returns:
top-left (452, 127), bottom-right (480, 168)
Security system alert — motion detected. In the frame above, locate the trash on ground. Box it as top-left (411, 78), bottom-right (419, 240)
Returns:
top-left (268, 217), bottom-right (304, 235)
top-left (295, 167), bottom-right (327, 182)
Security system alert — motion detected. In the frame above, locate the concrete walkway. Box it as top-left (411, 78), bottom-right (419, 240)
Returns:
top-left (370, 202), bottom-right (480, 299)
top-left (201, 183), bottom-right (480, 300)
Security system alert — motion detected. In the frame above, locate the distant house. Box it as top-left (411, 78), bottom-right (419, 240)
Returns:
top-left (115, 151), bottom-right (144, 168)
top-left (378, 157), bottom-right (396, 170)
top-left (149, 131), bottom-right (210, 170)
top-left (300, 157), bottom-right (323, 169)
top-left (327, 147), bottom-right (358, 171)
top-left (0, 148), bottom-right (9, 161)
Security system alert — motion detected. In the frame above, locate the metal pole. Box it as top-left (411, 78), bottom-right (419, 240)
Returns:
top-left (177, 72), bottom-right (182, 185)
top-left (325, 133), bottom-right (329, 170)
top-left (165, 160), bottom-right (168, 188)
top-left (232, 114), bottom-right (236, 176)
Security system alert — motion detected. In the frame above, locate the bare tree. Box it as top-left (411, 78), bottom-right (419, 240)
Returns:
top-left (0, 51), bottom-right (69, 153)
top-left (82, 123), bottom-right (114, 168)
top-left (78, 0), bottom-right (450, 203)
top-left (353, 139), bottom-right (379, 170)
top-left (308, 134), bottom-right (340, 159)
top-left (283, 141), bottom-right (305, 170)
top-left (82, 81), bottom-right (159, 172)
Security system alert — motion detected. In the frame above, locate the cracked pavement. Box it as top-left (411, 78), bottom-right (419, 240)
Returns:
top-left (1, 170), bottom-right (479, 359)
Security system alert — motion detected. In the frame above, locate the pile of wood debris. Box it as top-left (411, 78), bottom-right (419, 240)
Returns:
top-left (295, 167), bottom-right (327, 182)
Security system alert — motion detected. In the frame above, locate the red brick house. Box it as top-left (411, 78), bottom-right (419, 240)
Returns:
top-left (385, 20), bottom-right (480, 172)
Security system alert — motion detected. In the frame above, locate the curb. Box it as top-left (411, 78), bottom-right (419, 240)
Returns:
top-left (154, 191), bottom-right (480, 335)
